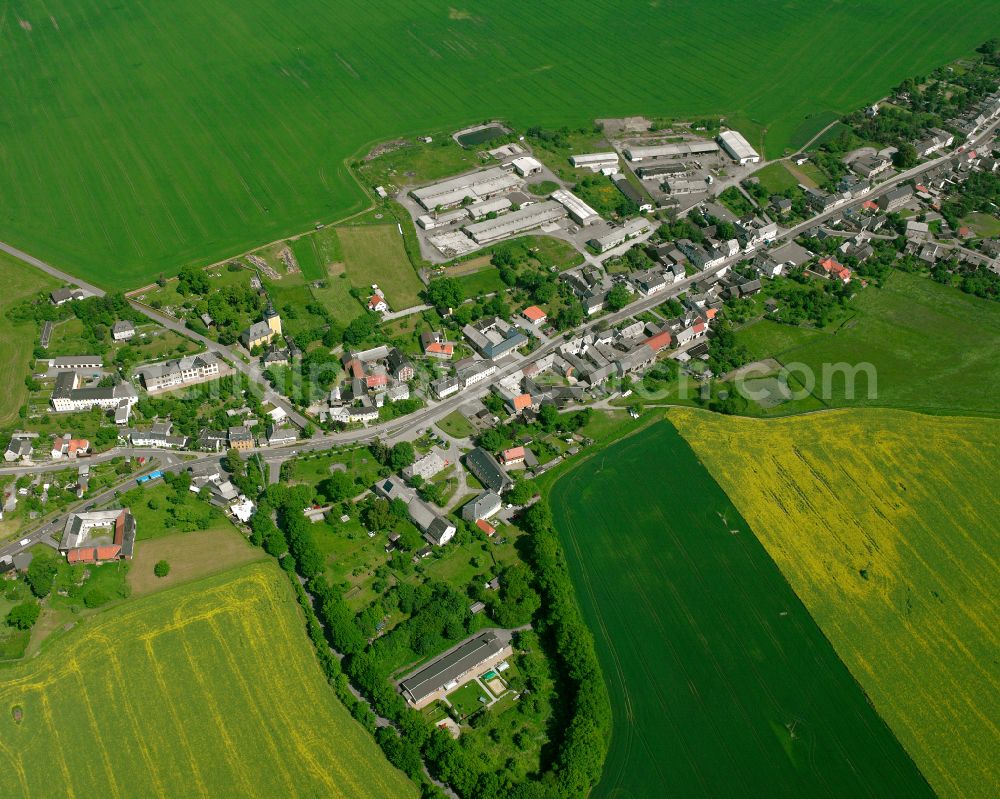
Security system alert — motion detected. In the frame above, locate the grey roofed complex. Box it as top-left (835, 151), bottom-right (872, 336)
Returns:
top-left (465, 447), bottom-right (513, 494)
top-left (464, 200), bottom-right (566, 244)
top-left (624, 141), bottom-right (719, 161)
top-left (588, 217), bottom-right (653, 253)
top-left (411, 166), bottom-right (521, 211)
top-left (398, 630), bottom-right (510, 706)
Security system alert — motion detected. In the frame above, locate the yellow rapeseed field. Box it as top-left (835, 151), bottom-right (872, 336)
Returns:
top-left (0, 561), bottom-right (417, 799)
top-left (671, 408), bottom-right (1000, 799)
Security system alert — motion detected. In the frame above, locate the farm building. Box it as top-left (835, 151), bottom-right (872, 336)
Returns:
top-left (411, 167), bottom-right (521, 211)
top-left (463, 201), bottom-right (566, 244)
top-left (624, 141), bottom-right (719, 161)
top-left (717, 130), bottom-right (761, 165)
top-left (465, 447), bottom-right (514, 494)
top-left (60, 508), bottom-right (136, 564)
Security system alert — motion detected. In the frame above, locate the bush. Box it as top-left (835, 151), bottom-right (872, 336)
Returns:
top-left (153, 560), bottom-right (171, 578)
top-left (5, 601), bottom-right (40, 630)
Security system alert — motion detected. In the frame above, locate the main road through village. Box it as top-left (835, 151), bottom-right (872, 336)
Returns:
top-left (1, 116), bottom-right (997, 560)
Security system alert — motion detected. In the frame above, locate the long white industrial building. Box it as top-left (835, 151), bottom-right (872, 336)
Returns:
top-left (570, 152), bottom-right (620, 172)
top-left (624, 141), bottom-right (719, 161)
top-left (464, 201), bottom-right (566, 244)
top-left (551, 189), bottom-right (601, 226)
top-left (411, 167), bottom-right (521, 210)
top-left (717, 130), bottom-right (761, 165)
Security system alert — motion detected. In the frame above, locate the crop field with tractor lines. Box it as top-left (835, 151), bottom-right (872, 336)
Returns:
top-left (0, 0), bottom-right (996, 287)
top-left (0, 562), bottom-right (417, 799)
top-left (549, 420), bottom-right (931, 799)
top-left (672, 408), bottom-right (1000, 799)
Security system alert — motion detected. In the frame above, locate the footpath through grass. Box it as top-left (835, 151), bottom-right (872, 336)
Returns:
top-left (0, 561), bottom-right (418, 799)
top-left (672, 408), bottom-right (1000, 799)
top-left (549, 419), bottom-right (931, 799)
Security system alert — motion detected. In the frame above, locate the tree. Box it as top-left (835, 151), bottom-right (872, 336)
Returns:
top-left (478, 428), bottom-right (506, 453)
top-left (389, 442), bottom-right (416, 472)
top-left (319, 471), bottom-right (355, 503)
top-left (26, 557), bottom-right (57, 598)
top-left (507, 478), bottom-right (536, 506)
top-left (892, 143), bottom-right (918, 169)
top-left (605, 283), bottom-right (631, 312)
top-left (6, 601), bottom-right (40, 630)
top-left (154, 560), bottom-right (171, 578)
top-left (538, 403), bottom-right (559, 431)
top-left (424, 278), bottom-right (463, 313)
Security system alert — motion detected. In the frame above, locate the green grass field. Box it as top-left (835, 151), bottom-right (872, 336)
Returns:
top-left (0, 1), bottom-right (995, 287)
top-left (674, 409), bottom-right (1000, 799)
top-left (0, 253), bottom-right (58, 425)
top-left (0, 561), bottom-right (417, 799)
top-left (337, 224), bottom-right (425, 309)
top-left (735, 272), bottom-right (1000, 415)
top-left (549, 421), bottom-right (932, 799)
top-left (753, 161), bottom-right (800, 194)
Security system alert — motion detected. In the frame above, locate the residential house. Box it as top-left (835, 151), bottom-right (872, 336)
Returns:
top-left (461, 491), bottom-right (503, 523)
top-left (136, 353), bottom-right (221, 392)
top-left (522, 306), bottom-right (547, 325)
top-left (387, 349), bottom-right (414, 382)
top-left (50, 287), bottom-right (85, 305)
top-left (112, 320), bottom-right (135, 342)
top-left (878, 185), bottom-right (914, 212)
top-left (228, 426), bottom-right (254, 450)
top-left (4, 433), bottom-right (35, 463)
top-left (421, 331), bottom-right (454, 359)
top-left (431, 376), bottom-right (460, 399)
top-left (403, 449), bottom-right (450, 481)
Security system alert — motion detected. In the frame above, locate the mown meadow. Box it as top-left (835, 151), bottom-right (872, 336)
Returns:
top-left (548, 420), bottom-right (931, 799)
top-left (0, 562), bottom-right (417, 799)
top-left (1, 0), bottom-right (996, 286)
top-left (672, 408), bottom-right (1000, 799)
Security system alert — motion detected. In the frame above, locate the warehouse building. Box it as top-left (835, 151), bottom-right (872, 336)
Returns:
top-left (464, 200), bottom-right (565, 244)
top-left (570, 152), bottom-right (620, 172)
top-left (717, 130), bottom-right (761, 165)
top-left (636, 163), bottom-right (689, 180)
top-left (551, 189), bottom-right (601, 226)
top-left (613, 175), bottom-right (653, 212)
top-left (588, 217), bottom-right (653, 253)
top-left (624, 141), bottom-right (719, 161)
top-left (665, 178), bottom-right (709, 195)
top-left (510, 156), bottom-right (542, 177)
top-left (411, 167), bottom-right (521, 210)
top-left (467, 196), bottom-right (513, 221)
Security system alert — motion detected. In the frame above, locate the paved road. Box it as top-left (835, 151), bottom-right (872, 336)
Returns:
top-left (2, 114), bottom-right (997, 558)
top-left (129, 301), bottom-right (311, 428)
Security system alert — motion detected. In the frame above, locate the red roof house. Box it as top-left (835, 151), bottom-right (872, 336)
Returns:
top-left (645, 330), bottom-right (673, 352)
top-left (819, 257), bottom-right (852, 284)
top-left (501, 446), bottom-right (526, 465)
top-left (512, 394), bottom-right (533, 412)
top-left (522, 305), bottom-right (547, 324)
top-left (475, 518), bottom-right (496, 536)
